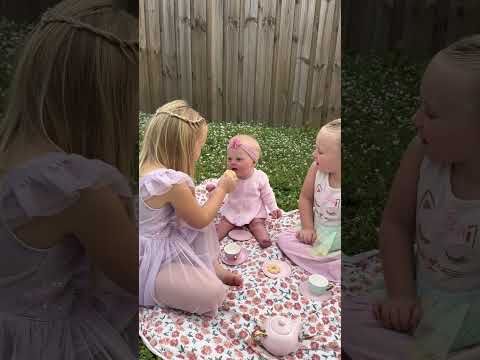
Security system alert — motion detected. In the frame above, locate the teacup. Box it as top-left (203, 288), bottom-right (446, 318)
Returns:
top-left (308, 274), bottom-right (329, 295)
top-left (223, 243), bottom-right (242, 261)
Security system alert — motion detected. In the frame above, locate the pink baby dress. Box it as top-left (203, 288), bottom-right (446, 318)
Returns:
top-left (220, 169), bottom-right (278, 226)
top-left (0, 152), bottom-right (138, 359)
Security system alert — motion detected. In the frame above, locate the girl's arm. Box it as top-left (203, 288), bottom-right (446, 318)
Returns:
top-left (298, 162), bottom-right (317, 231)
top-left (167, 174), bottom-right (235, 229)
top-left (380, 136), bottom-right (424, 300)
top-left (71, 187), bottom-right (138, 295)
top-left (167, 182), bottom-right (226, 229)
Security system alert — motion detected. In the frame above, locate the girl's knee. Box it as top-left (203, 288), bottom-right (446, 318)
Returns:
top-left (195, 280), bottom-right (226, 314)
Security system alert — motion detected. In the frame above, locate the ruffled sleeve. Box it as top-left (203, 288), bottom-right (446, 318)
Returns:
top-left (139, 169), bottom-right (194, 200)
top-left (0, 152), bottom-right (132, 229)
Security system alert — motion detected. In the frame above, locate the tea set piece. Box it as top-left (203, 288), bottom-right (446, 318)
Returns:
top-left (228, 229), bottom-right (253, 241)
top-left (299, 273), bottom-right (334, 301)
top-left (221, 242), bottom-right (248, 266)
top-left (262, 259), bottom-right (291, 279)
top-left (252, 315), bottom-right (302, 357)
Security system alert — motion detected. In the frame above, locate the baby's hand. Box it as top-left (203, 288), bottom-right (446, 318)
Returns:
top-left (217, 170), bottom-right (237, 193)
top-left (373, 297), bottom-right (422, 334)
top-left (270, 208), bottom-right (282, 219)
top-left (296, 228), bottom-right (316, 245)
top-left (205, 182), bottom-right (216, 192)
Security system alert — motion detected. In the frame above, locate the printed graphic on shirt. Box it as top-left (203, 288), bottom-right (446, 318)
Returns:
top-left (420, 190), bottom-right (435, 210)
top-left (464, 224), bottom-right (478, 249)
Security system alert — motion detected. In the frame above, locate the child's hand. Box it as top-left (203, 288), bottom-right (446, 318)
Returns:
top-left (296, 228), bottom-right (316, 245)
top-left (205, 182), bottom-right (216, 192)
top-left (373, 297), bottom-right (422, 334)
top-left (270, 208), bottom-right (282, 219)
top-left (217, 171), bottom-right (237, 193)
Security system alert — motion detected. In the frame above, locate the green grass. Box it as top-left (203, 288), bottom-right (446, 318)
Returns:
top-left (342, 52), bottom-right (426, 255)
top-left (0, 18), bottom-right (33, 115)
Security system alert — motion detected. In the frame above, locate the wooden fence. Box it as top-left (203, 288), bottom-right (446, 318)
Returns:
top-left (140, 0), bottom-right (341, 128)
top-left (343, 0), bottom-right (480, 58)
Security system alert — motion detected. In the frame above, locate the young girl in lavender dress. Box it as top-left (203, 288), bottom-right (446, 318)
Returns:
top-left (207, 135), bottom-right (282, 248)
top-left (343, 35), bottom-right (480, 359)
top-left (139, 100), bottom-right (243, 315)
top-left (277, 119), bottom-right (341, 282)
top-left (0, 1), bottom-right (138, 358)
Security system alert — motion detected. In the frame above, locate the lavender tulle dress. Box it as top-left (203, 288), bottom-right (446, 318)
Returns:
top-left (139, 169), bottom-right (225, 315)
top-left (0, 152), bottom-right (137, 359)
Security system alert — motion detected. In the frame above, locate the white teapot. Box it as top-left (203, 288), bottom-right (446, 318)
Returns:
top-left (258, 315), bottom-right (302, 356)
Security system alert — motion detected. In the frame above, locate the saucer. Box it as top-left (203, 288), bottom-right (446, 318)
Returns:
top-left (262, 260), bottom-right (291, 279)
top-left (229, 229), bottom-right (253, 241)
top-left (299, 281), bottom-right (334, 302)
top-left (222, 248), bottom-right (248, 266)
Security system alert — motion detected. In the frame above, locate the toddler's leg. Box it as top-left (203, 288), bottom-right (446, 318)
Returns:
top-left (154, 263), bottom-right (226, 315)
top-left (216, 217), bottom-right (236, 241)
top-left (249, 218), bottom-right (272, 248)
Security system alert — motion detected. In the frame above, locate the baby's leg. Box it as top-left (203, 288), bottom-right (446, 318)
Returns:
top-left (216, 217), bottom-right (236, 241)
top-left (249, 218), bottom-right (272, 248)
top-left (154, 262), bottom-right (226, 315)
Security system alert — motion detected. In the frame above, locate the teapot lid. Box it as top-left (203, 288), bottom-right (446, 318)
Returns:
top-left (269, 316), bottom-right (292, 336)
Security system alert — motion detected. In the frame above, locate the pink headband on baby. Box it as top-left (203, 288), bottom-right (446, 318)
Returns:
top-left (228, 138), bottom-right (259, 162)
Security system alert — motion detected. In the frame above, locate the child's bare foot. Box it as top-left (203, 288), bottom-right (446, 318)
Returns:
top-left (214, 261), bottom-right (243, 287)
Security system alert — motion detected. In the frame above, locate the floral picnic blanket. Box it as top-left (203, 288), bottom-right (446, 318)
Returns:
top-left (139, 180), bottom-right (342, 360)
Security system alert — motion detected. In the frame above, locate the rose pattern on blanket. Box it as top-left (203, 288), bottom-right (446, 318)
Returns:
top-left (139, 180), bottom-right (341, 359)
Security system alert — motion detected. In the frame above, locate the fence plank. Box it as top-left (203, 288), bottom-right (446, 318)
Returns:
top-left (139, 0), bottom-right (152, 112)
top-left (271, 0), bottom-right (296, 126)
top-left (207, 0), bottom-right (224, 122)
top-left (240, 0), bottom-right (259, 122)
top-left (146, 0), bottom-right (164, 112)
top-left (224, 0), bottom-right (241, 122)
top-left (327, 8), bottom-right (341, 122)
top-left (303, 0), bottom-right (322, 127)
top-left (254, 0), bottom-right (277, 124)
top-left (322, 0), bottom-right (341, 123)
top-left (176, 0), bottom-right (192, 104)
top-left (286, 0), bottom-right (303, 126)
top-left (292, 0), bottom-right (317, 127)
top-left (191, 0), bottom-right (208, 116)
top-left (308, 0), bottom-right (335, 127)
top-left (160, 0), bottom-right (178, 100)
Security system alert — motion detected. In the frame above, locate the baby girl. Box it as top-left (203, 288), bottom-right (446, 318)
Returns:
top-left (207, 135), bottom-right (282, 248)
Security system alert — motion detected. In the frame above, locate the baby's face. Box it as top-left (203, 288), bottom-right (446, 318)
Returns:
top-left (227, 147), bottom-right (255, 178)
top-left (314, 129), bottom-right (340, 173)
top-left (413, 55), bottom-right (480, 163)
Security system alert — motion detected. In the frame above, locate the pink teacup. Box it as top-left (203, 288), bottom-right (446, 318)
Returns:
top-left (223, 243), bottom-right (242, 261)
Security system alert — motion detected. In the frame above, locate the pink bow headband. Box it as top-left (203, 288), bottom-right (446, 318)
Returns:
top-left (228, 138), bottom-right (259, 162)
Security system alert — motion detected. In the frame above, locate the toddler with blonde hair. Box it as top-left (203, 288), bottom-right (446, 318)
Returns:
top-left (139, 99), bottom-right (243, 315)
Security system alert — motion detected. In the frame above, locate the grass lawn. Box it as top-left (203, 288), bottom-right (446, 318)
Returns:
top-left (342, 51), bottom-right (425, 255)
